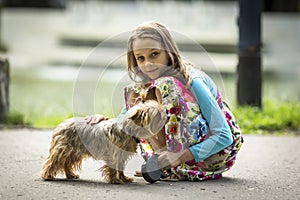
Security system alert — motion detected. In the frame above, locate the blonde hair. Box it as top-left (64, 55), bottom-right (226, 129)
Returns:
top-left (127, 22), bottom-right (192, 87)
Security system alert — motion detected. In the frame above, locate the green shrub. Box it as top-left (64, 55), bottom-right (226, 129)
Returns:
top-left (3, 111), bottom-right (30, 126)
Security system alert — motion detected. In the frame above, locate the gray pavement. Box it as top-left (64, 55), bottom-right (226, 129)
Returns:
top-left (0, 129), bottom-right (299, 200)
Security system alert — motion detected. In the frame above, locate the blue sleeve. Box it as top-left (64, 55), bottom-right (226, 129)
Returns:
top-left (117, 107), bottom-right (127, 119)
top-left (188, 77), bottom-right (233, 162)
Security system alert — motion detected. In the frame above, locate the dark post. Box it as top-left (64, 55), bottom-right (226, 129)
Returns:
top-left (237, 0), bottom-right (262, 107)
top-left (0, 1), bottom-right (9, 122)
top-left (0, 57), bottom-right (9, 122)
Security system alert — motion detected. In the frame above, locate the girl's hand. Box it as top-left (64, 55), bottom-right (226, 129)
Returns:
top-left (157, 151), bottom-right (181, 169)
top-left (157, 149), bottom-right (194, 169)
top-left (85, 114), bottom-right (108, 125)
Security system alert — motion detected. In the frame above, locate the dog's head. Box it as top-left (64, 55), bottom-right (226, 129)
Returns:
top-left (119, 87), bottom-right (167, 139)
top-left (126, 86), bottom-right (163, 107)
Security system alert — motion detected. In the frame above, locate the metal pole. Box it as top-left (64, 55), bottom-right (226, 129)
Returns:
top-left (237, 0), bottom-right (262, 108)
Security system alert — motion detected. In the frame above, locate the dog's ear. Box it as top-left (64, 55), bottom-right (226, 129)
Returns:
top-left (145, 87), bottom-right (162, 104)
top-left (154, 87), bottom-right (162, 105)
top-left (125, 87), bottom-right (140, 107)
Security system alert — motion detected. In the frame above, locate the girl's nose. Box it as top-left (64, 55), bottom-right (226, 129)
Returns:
top-left (145, 59), bottom-right (153, 67)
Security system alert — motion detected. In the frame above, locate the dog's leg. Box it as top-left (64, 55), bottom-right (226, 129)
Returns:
top-left (63, 151), bottom-right (89, 179)
top-left (41, 141), bottom-right (70, 180)
top-left (119, 142), bottom-right (137, 183)
top-left (41, 141), bottom-right (82, 180)
top-left (64, 162), bottom-right (80, 180)
top-left (41, 151), bottom-right (63, 180)
top-left (41, 126), bottom-right (74, 180)
top-left (116, 154), bottom-right (134, 183)
top-left (119, 171), bottom-right (133, 183)
top-left (41, 160), bottom-right (57, 180)
top-left (100, 164), bottom-right (124, 184)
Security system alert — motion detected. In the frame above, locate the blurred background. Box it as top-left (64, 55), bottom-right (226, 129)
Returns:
top-left (0, 0), bottom-right (299, 127)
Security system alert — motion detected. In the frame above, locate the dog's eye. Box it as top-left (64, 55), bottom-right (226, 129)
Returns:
top-left (135, 97), bottom-right (142, 104)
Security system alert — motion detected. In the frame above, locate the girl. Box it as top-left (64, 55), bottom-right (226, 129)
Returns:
top-left (87, 22), bottom-right (243, 181)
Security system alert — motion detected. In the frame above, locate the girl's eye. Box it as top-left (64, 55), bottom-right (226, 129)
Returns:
top-left (137, 56), bottom-right (144, 62)
top-left (151, 52), bottom-right (159, 57)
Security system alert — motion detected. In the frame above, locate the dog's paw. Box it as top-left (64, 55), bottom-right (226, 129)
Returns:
top-left (41, 176), bottom-right (55, 181)
top-left (109, 178), bottom-right (125, 184)
top-left (66, 174), bottom-right (80, 179)
top-left (122, 176), bottom-right (133, 183)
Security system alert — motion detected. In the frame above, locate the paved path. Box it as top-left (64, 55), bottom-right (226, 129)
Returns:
top-left (0, 129), bottom-right (299, 200)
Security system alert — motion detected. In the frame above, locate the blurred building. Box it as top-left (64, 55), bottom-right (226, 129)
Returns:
top-left (2, 0), bottom-right (67, 9)
top-left (2, 0), bottom-right (299, 12)
top-left (263, 0), bottom-right (299, 12)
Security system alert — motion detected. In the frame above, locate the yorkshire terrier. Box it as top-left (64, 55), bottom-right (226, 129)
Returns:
top-left (41, 87), bottom-right (166, 184)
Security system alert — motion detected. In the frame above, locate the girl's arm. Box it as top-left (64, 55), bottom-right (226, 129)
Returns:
top-left (117, 106), bottom-right (127, 119)
top-left (188, 77), bottom-right (233, 162)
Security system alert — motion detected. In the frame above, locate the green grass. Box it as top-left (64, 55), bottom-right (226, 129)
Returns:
top-left (5, 68), bottom-right (300, 134)
top-left (7, 71), bottom-right (127, 128)
top-left (7, 92), bottom-right (300, 135)
top-left (7, 79), bottom-right (300, 134)
top-left (233, 100), bottom-right (300, 135)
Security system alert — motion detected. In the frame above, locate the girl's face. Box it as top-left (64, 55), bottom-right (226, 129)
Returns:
top-left (132, 38), bottom-right (169, 80)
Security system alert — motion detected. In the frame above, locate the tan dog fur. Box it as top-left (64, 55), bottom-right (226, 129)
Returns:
top-left (41, 87), bottom-right (166, 184)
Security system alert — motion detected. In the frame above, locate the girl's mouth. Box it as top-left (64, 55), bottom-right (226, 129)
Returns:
top-left (147, 68), bottom-right (157, 73)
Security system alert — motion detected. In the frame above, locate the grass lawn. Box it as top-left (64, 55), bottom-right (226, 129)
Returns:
top-left (8, 69), bottom-right (127, 128)
top-left (5, 68), bottom-right (300, 135)
top-left (233, 100), bottom-right (300, 135)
